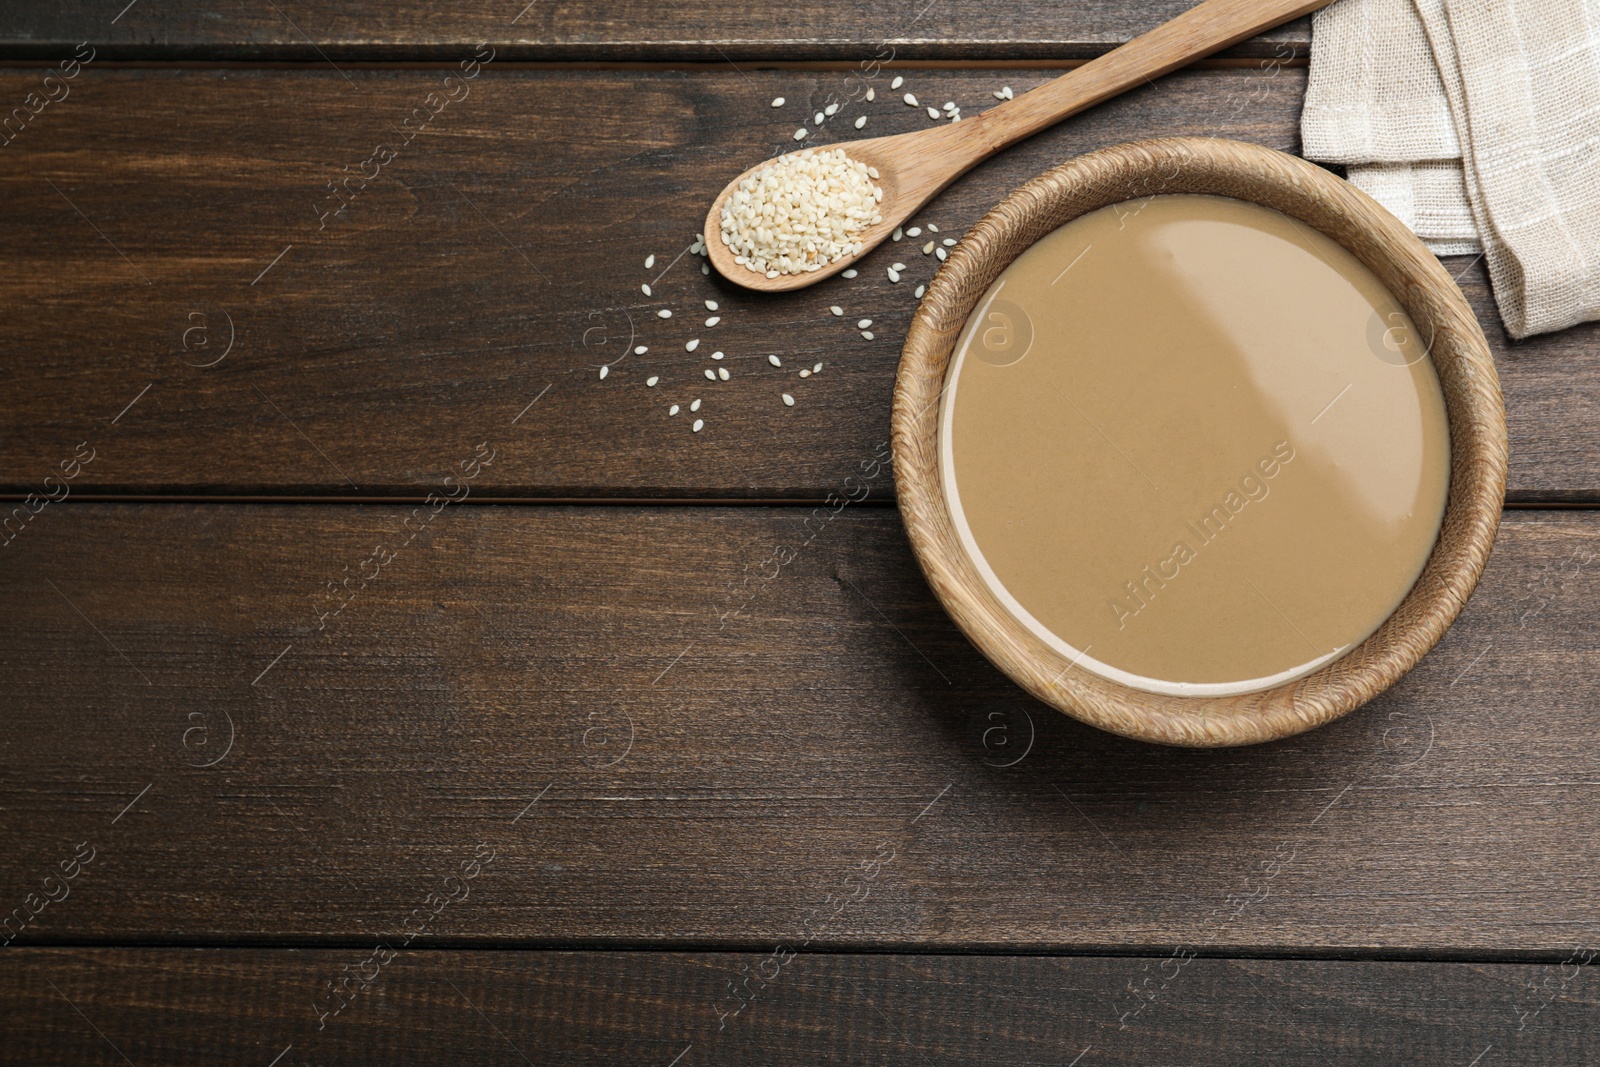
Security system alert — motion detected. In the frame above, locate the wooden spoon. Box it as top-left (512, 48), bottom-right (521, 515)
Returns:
top-left (704, 0), bottom-right (1333, 292)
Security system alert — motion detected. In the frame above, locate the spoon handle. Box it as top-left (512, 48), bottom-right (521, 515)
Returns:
top-left (974, 0), bottom-right (1334, 148)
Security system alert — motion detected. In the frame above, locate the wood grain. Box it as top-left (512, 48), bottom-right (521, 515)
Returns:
top-left (4, 948), bottom-right (1595, 1064)
top-left (0, 3), bottom-right (1311, 62)
top-left (0, 67), bottom-right (1595, 501)
top-left (2, 503), bottom-right (1598, 953)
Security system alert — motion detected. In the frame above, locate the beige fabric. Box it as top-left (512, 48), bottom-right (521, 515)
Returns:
top-left (1303, 0), bottom-right (1600, 338)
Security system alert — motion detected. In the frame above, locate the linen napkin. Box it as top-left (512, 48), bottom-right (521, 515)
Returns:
top-left (1302, 0), bottom-right (1600, 338)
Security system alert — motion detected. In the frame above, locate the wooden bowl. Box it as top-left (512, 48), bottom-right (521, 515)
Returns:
top-left (892, 138), bottom-right (1507, 747)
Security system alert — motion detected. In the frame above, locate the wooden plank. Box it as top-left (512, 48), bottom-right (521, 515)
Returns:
top-left (1, 503), bottom-right (1598, 953)
top-left (0, 67), bottom-right (1592, 502)
top-left (0, 4), bottom-right (1310, 62)
top-left (3, 947), bottom-right (1593, 1064)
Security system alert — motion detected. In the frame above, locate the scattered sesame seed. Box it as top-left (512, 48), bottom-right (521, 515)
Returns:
top-left (599, 365), bottom-right (609, 379)
top-left (993, 88), bottom-right (1006, 100)
top-left (915, 284), bottom-right (926, 298)
top-left (904, 93), bottom-right (919, 106)
top-left (830, 306), bottom-right (844, 316)
top-left (704, 369), bottom-right (716, 380)
top-left (799, 369), bottom-right (811, 378)
top-left (857, 318), bottom-right (872, 328)
top-left (769, 354), bottom-right (782, 366)
top-left (1003, 86), bottom-right (1014, 100)
top-left (922, 241), bottom-right (935, 254)
top-left (658, 309), bottom-right (672, 318)
top-left (927, 223), bottom-right (939, 232)
top-left (669, 404), bottom-right (680, 415)
top-left (813, 362), bottom-right (823, 372)
top-left (783, 393), bottom-right (795, 406)
top-left (711, 350), bottom-right (725, 360)
top-left (950, 114), bottom-right (961, 122)
top-left (701, 263), bottom-right (710, 274)
top-left (686, 338), bottom-right (700, 352)
top-left (635, 345), bottom-right (648, 354)
top-left (793, 128), bottom-right (808, 141)
top-left (842, 268), bottom-right (858, 278)
top-left (693, 418), bottom-right (704, 432)
top-left (706, 316), bottom-right (721, 327)
top-left (865, 88), bottom-right (875, 101)
top-left (825, 103), bottom-right (839, 116)
top-left (892, 262), bottom-right (906, 271)
top-left (936, 247), bottom-right (947, 261)
top-left (907, 227), bottom-right (921, 237)
top-left (855, 115), bottom-right (867, 129)
top-left (892, 228), bottom-right (902, 242)
top-left (813, 111), bottom-right (825, 125)
top-left (641, 283), bottom-right (652, 296)
top-left (647, 375), bottom-right (660, 386)
top-left (926, 106), bottom-right (939, 119)
top-left (645, 254), bottom-right (655, 269)
top-left (943, 101), bottom-right (956, 112)
top-left (861, 330), bottom-right (874, 340)
top-left (691, 398), bottom-right (702, 411)
top-left (705, 299), bottom-right (718, 311)
top-left (887, 267), bottom-right (900, 282)
top-left (891, 76), bottom-right (904, 90)
top-left (943, 238), bottom-right (956, 246)
top-left (772, 96), bottom-right (786, 107)
top-left (718, 367), bottom-right (730, 380)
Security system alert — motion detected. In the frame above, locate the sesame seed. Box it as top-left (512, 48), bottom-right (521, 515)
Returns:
top-left (658, 309), bottom-right (672, 318)
top-left (717, 367), bottom-right (730, 381)
top-left (693, 419), bottom-right (704, 432)
top-left (599, 365), bottom-right (609, 379)
top-left (855, 116), bottom-right (867, 129)
top-left (645, 254), bottom-right (655, 269)
top-left (904, 93), bottom-right (918, 106)
top-left (887, 267), bottom-right (900, 282)
top-left (830, 306), bottom-right (844, 316)
top-left (799, 369), bottom-right (811, 378)
top-left (842, 268), bottom-right (858, 278)
top-left (782, 393), bottom-right (795, 406)
top-left (907, 227), bottom-right (921, 237)
top-left (926, 107), bottom-right (939, 119)
top-left (927, 223), bottom-right (939, 232)
top-left (635, 345), bottom-right (648, 354)
top-left (772, 96), bottom-right (786, 107)
top-left (705, 299), bottom-right (718, 311)
top-left (769, 354), bottom-right (782, 366)
top-left (766, 269), bottom-right (779, 279)
top-left (647, 375), bottom-right (660, 386)
top-left (861, 330), bottom-right (874, 340)
top-left (943, 238), bottom-right (956, 246)
top-left (892, 262), bottom-right (906, 271)
top-left (704, 369), bottom-right (716, 380)
top-left (706, 316), bottom-right (721, 327)
top-left (825, 103), bottom-right (839, 116)
top-left (669, 404), bottom-right (680, 415)
top-left (686, 338), bottom-right (700, 352)
top-left (701, 263), bottom-right (710, 274)
top-left (813, 111), bottom-right (824, 125)
top-left (857, 318), bottom-right (872, 328)
top-left (813, 362), bottom-right (823, 372)
top-left (891, 76), bottom-right (904, 90)
top-left (641, 283), bottom-right (652, 296)
top-left (865, 88), bottom-right (875, 101)
top-left (936, 247), bottom-right (947, 261)
top-left (691, 398), bottom-right (702, 412)
top-left (915, 284), bottom-right (926, 298)
top-left (1003, 86), bottom-right (1014, 99)
top-left (711, 350), bottom-right (725, 360)
top-left (993, 89), bottom-right (1006, 100)
top-left (793, 128), bottom-right (808, 141)
top-left (923, 241), bottom-right (935, 254)
top-left (892, 227), bottom-right (902, 241)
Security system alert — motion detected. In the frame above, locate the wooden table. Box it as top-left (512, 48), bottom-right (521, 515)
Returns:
top-left (3, 5), bottom-right (1598, 1063)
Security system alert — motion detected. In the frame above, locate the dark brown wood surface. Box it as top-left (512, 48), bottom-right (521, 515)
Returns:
top-left (1, 67), bottom-right (1595, 502)
top-left (5, 948), bottom-right (1595, 1065)
top-left (0, 4), bottom-right (1308, 62)
top-left (3, 504), bottom-right (1597, 952)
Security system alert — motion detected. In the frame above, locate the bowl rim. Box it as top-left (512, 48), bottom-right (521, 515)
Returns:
top-left (891, 137), bottom-right (1508, 748)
